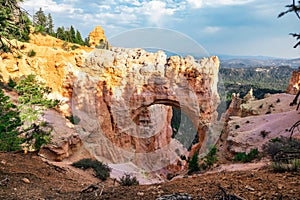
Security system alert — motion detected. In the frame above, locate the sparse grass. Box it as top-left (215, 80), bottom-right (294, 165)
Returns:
top-left (119, 173), bottom-right (139, 186)
top-left (271, 159), bottom-right (300, 173)
top-left (72, 158), bottom-right (111, 181)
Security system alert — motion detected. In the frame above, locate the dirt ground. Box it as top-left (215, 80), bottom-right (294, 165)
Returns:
top-left (0, 152), bottom-right (299, 200)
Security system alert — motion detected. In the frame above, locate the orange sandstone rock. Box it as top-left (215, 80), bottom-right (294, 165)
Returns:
top-left (286, 67), bottom-right (300, 95)
top-left (88, 25), bottom-right (108, 48)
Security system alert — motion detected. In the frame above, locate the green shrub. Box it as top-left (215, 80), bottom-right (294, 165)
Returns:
top-left (72, 158), bottom-right (111, 181)
top-left (66, 115), bottom-right (80, 124)
top-left (25, 123), bottom-right (52, 151)
top-left (264, 137), bottom-right (300, 172)
top-left (34, 25), bottom-right (45, 34)
top-left (119, 173), bottom-right (139, 186)
top-left (27, 49), bottom-right (36, 57)
top-left (15, 74), bottom-right (59, 108)
top-left (202, 146), bottom-right (218, 169)
top-left (71, 45), bottom-right (79, 50)
top-left (0, 89), bottom-right (24, 151)
top-left (234, 148), bottom-right (259, 163)
top-left (1, 43), bottom-right (11, 53)
top-left (7, 77), bottom-right (16, 89)
top-left (188, 151), bottom-right (200, 174)
top-left (270, 137), bottom-right (281, 143)
top-left (235, 124), bottom-right (240, 129)
top-left (0, 75), bottom-right (56, 152)
top-left (264, 137), bottom-right (300, 161)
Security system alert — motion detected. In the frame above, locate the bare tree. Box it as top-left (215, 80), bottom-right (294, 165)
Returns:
top-left (278, 0), bottom-right (300, 48)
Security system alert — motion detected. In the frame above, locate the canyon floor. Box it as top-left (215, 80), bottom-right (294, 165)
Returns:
top-left (0, 152), bottom-right (299, 200)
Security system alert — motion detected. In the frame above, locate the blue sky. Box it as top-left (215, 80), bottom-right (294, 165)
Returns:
top-left (21, 0), bottom-right (300, 58)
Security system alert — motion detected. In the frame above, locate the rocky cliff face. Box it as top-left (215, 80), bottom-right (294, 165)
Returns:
top-left (1, 31), bottom-right (221, 173)
top-left (70, 48), bottom-right (220, 171)
top-left (286, 67), bottom-right (300, 95)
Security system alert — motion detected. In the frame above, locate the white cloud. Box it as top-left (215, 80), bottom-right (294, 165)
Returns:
top-left (21, 0), bottom-right (83, 14)
top-left (141, 1), bottom-right (176, 26)
top-left (203, 26), bottom-right (222, 33)
top-left (187, 0), bottom-right (203, 8)
top-left (187, 0), bottom-right (255, 9)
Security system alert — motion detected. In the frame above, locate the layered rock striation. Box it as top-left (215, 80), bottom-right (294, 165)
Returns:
top-left (0, 32), bottom-right (221, 172)
top-left (71, 48), bottom-right (220, 171)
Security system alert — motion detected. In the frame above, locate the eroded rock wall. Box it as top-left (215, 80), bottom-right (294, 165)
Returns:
top-left (286, 67), bottom-right (300, 95)
top-left (1, 34), bottom-right (220, 171)
top-left (71, 48), bottom-right (220, 171)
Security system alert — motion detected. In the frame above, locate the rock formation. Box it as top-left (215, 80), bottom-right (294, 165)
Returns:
top-left (286, 67), bottom-right (300, 95)
top-left (225, 93), bottom-right (242, 118)
top-left (225, 88), bottom-right (256, 118)
top-left (71, 48), bottom-right (221, 171)
top-left (88, 26), bottom-right (109, 48)
top-left (0, 30), bottom-right (221, 173)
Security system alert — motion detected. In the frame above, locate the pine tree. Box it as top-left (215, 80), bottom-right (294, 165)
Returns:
top-left (188, 151), bottom-right (200, 174)
top-left (46, 13), bottom-right (54, 35)
top-left (75, 30), bottom-right (84, 45)
top-left (0, 0), bottom-right (31, 52)
top-left (56, 27), bottom-right (66, 40)
top-left (69, 25), bottom-right (76, 43)
top-left (33, 8), bottom-right (47, 29)
top-left (0, 89), bottom-right (23, 151)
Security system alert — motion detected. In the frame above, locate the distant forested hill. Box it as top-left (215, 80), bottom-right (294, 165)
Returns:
top-left (220, 58), bottom-right (300, 69)
top-left (218, 65), bottom-right (294, 103)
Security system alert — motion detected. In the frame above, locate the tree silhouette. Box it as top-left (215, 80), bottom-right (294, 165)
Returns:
top-left (281, 1), bottom-right (300, 138)
top-left (278, 0), bottom-right (300, 48)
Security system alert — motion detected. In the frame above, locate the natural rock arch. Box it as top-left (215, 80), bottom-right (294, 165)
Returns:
top-left (71, 48), bottom-right (220, 171)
